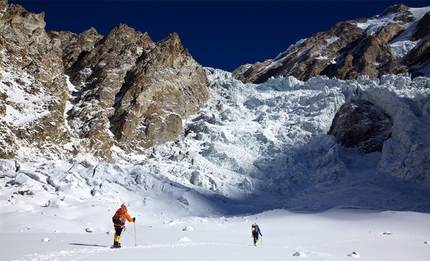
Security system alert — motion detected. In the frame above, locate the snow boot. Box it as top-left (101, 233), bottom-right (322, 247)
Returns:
top-left (113, 235), bottom-right (121, 248)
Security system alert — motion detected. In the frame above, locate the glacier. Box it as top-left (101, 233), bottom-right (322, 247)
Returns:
top-left (1, 68), bottom-right (429, 214)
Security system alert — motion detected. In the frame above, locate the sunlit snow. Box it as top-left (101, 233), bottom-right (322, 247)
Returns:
top-left (1, 66), bottom-right (429, 260)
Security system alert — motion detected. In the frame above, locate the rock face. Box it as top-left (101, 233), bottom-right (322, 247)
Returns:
top-left (48, 27), bottom-right (103, 71)
top-left (63, 24), bottom-right (208, 160)
top-left (0, 1), bottom-right (70, 159)
top-left (0, 1), bottom-right (208, 161)
top-left (234, 4), bottom-right (430, 83)
top-left (328, 100), bottom-right (393, 153)
top-left (403, 11), bottom-right (430, 73)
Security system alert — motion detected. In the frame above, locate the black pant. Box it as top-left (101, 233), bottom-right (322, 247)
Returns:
top-left (252, 232), bottom-right (259, 243)
top-left (115, 226), bottom-right (124, 236)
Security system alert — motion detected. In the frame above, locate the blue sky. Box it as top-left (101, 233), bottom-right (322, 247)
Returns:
top-left (9, 0), bottom-right (430, 72)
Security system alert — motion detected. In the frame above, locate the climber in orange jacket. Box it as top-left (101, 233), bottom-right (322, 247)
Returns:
top-left (112, 203), bottom-right (135, 248)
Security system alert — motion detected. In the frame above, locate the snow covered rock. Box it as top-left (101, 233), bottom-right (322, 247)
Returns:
top-left (178, 237), bottom-right (192, 242)
top-left (347, 251), bottom-right (360, 258)
top-left (182, 226), bottom-right (194, 231)
top-left (0, 2), bottom-right (70, 159)
top-left (328, 100), bottom-right (392, 153)
top-left (292, 251), bottom-right (307, 257)
top-left (12, 174), bottom-right (29, 186)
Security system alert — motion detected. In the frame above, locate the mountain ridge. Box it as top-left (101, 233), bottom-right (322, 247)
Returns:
top-left (0, 0), bottom-right (429, 196)
top-left (233, 4), bottom-right (430, 83)
top-left (0, 0), bottom-right (208, 162)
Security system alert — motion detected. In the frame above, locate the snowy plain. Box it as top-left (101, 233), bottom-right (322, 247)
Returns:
top-left (1, 156), bottom-right (429, 261)
top-left (1, 66), bottom-right (430, 260)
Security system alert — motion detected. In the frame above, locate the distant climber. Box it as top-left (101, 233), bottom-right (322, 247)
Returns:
top-left (251, 223), bottom-right (262, 246)
top-left (111, 203), bottom-right (135, 248)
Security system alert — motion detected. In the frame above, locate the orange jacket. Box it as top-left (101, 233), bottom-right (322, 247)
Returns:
top-left (113, 204), bottom-right (134, 227)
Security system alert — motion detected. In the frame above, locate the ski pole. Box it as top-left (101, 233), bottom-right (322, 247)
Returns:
top-left (261, 235), bottom-right (263, 247)
top-left (134, 222), bottom-right (137, 246)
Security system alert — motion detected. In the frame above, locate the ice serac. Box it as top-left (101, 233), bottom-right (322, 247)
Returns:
top-left (233, 4), bottom-right (430, 83)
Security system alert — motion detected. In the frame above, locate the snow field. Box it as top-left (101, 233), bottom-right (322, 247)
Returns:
top-left (1, 208), bottom-right (429, 261)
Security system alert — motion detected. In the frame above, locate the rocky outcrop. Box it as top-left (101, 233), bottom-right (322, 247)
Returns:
top-left (0, 1), bottom-right (209, 161)
top-left (328, 100), bottom-right (393, 153)
top-left (403, 12), bottom-right (430, 78)
top-left (0, 1), bottom-right (70, 159)
top-left (108, 32), bottom-right (208, 152)
top-left (48, 28), bottom-right (103, 70)
top-left (234, 4), bottom-right (429, 83)
top-left (64, 25), bottom-right (208, 159)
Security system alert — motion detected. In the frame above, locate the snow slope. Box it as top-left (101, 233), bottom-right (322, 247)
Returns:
top-left (388, 7), bottom-right (430, 63)
top-left (1, 69), bottom-right (429, 260)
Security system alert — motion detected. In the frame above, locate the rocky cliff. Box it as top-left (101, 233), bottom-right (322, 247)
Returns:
top-left (0, 1), bottom-right (208, 162)
top-left (0, 1), bottom-right (70, 159)
top-left (234, 4), bottom-right (430, 83)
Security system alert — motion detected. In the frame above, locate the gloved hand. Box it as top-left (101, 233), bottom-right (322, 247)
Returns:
top-left (133, 217), bottom-right (136, 222)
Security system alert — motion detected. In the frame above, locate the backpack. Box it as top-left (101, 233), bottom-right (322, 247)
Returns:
top-left (112, 208), bottom-right (124, 225)
top-left (252, 224), bottom-right (259, 235)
